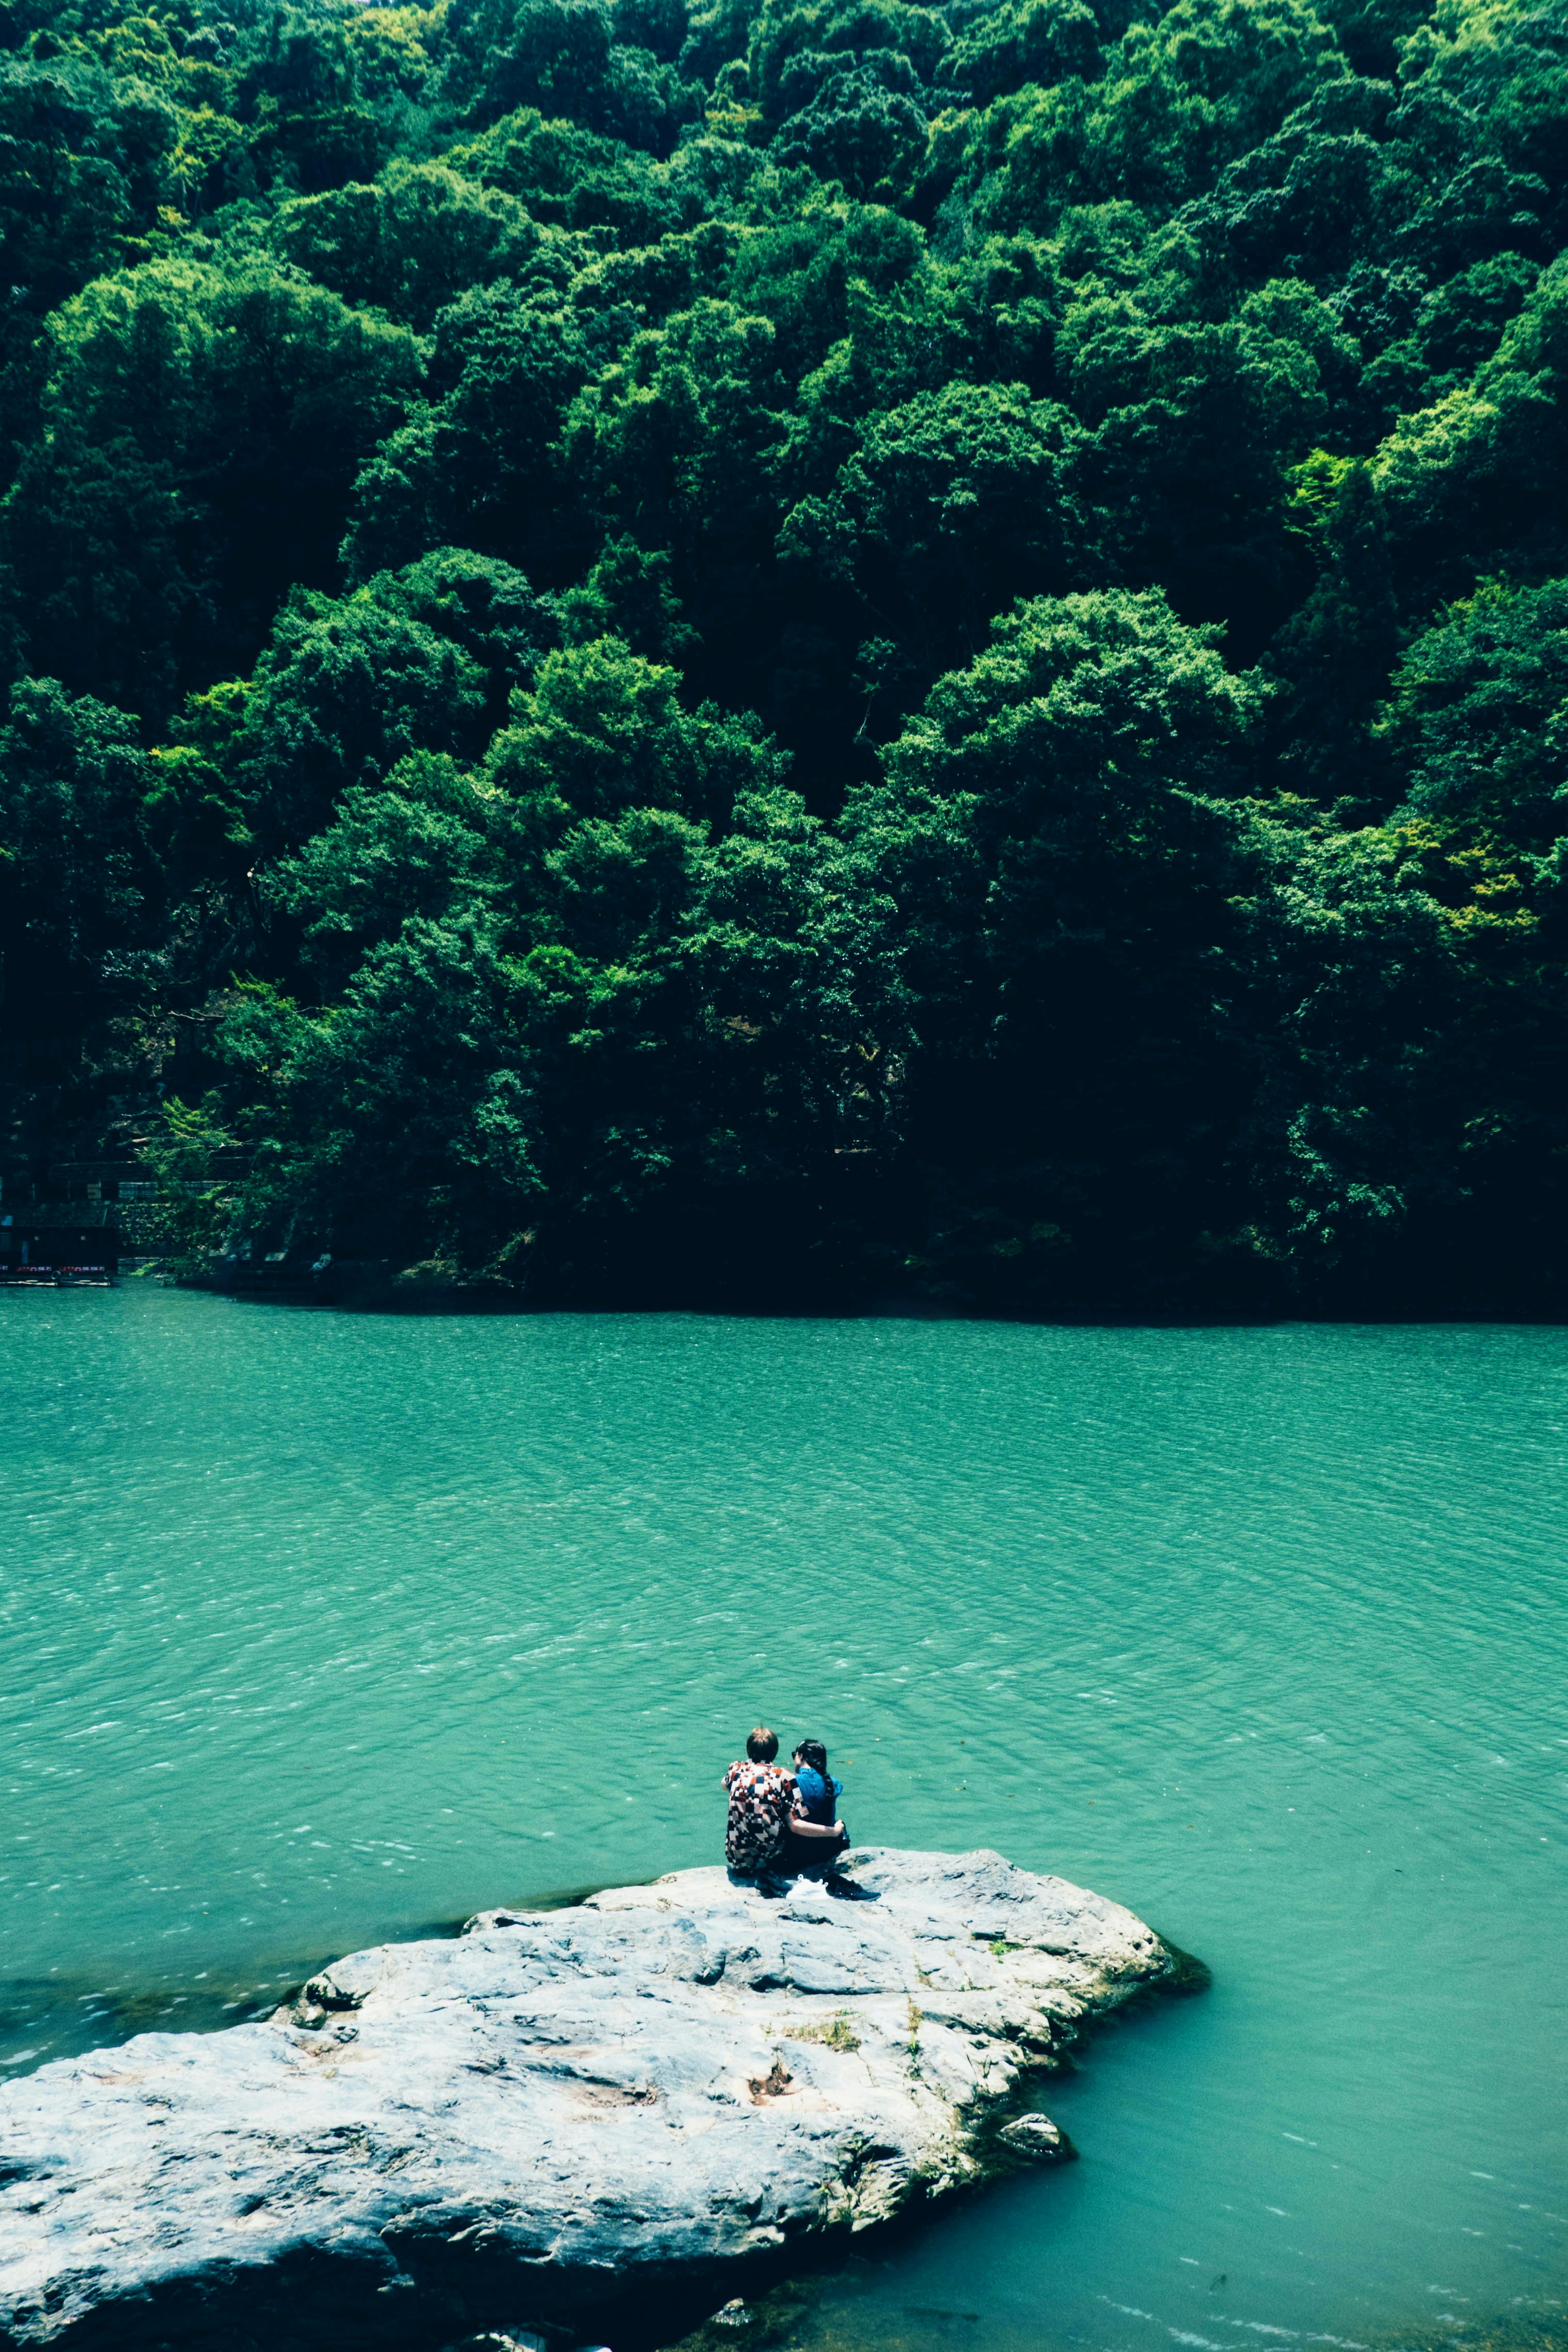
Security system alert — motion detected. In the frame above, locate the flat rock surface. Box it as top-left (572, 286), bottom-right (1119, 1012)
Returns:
top-left (0, 1848), bottom-right (1172, 2351)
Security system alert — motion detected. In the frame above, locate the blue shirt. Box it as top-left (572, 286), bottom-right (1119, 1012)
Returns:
top-left (793, 1764), bottom-right (842, 1821)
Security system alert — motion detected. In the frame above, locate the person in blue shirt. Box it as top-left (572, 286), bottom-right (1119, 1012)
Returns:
top-left (782, 1738), bottom-right (850, 1877)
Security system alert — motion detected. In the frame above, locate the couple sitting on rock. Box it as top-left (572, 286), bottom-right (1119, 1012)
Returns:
top-left (722, 1725), bottom-right (854, 1897)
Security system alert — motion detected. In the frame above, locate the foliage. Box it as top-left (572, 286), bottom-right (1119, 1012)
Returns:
top-left (273, 161), bottom-right (543, 329)
top-left (2, 257), bottom-right (421, 713)
top-left (135, 1092), bottom-right (241, 1274)
top-left (1380, 576), bottom-right (1568, 846)
top-left (0, 676), bottom-right (157, 1004)
top-left (4, 0), bottom-right (1568, 1312)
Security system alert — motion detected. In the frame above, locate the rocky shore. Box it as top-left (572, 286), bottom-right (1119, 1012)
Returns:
top-left (0, 1848), bottom-right (1175, 2352)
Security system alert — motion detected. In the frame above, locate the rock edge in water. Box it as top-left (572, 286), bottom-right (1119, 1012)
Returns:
top-left (0, 1847), bottom-right (1174, 2351)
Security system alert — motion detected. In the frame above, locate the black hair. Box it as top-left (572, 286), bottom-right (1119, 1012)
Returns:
top-left (794, 1739), bottom-right (831, 1813)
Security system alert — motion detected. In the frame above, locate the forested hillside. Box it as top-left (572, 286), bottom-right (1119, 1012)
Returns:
top-left (3, 0), bottom-right (1568, 1311)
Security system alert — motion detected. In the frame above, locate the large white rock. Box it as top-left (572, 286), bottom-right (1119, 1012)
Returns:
top-left (0, 1848), bottom-right (1173, 2351)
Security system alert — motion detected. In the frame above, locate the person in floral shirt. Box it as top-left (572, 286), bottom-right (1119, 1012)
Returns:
top-left (722, 1726), bottom-right (844, 1882)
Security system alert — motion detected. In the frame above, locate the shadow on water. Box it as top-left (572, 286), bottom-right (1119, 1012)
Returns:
top-left (0, 1879), bottom-right (643, 2076)
top-left (648, 2292), bottom-right (1568, 2352)
top-left (1140, 1932), bottom-right (1212, 1995)
top-left (0, 1970), bottom-right (304, 2071)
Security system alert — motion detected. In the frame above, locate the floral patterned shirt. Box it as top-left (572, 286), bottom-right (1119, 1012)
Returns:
top-left (722, 1759), bottom-right (797, 1873)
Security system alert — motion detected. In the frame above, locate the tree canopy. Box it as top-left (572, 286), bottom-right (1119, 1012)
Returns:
top-left (4, 0), bottom-right (1568, 1312)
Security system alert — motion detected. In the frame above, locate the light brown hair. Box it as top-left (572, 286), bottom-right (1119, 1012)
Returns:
top-left (746, 1725), bottom-right (779, 1763)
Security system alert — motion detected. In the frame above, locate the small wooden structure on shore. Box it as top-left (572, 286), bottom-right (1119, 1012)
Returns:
top-left (0, 1226), bottom-right (120, 1285)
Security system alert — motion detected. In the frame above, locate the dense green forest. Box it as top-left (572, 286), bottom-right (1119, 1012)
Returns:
top-left (2, 0), bottom-right (1567, 1311)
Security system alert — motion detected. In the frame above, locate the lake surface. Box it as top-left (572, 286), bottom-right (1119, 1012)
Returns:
top-left (2, 1289), bottom-right (1564, 2352)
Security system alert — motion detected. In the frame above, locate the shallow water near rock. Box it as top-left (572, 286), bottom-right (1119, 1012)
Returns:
top-left (1, 1289), bottom-right (1564, 2350)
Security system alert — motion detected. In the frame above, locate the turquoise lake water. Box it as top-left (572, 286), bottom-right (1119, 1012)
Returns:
top-left (1, 1288), bottom-right (1564, 2352)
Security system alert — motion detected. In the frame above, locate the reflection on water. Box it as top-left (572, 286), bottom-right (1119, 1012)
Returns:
top-left (1, 1291), bottom-right (1564, 2350)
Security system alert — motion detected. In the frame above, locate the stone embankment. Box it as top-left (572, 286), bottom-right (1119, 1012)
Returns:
top-left (0, 1848), bottom-right (1175, 2352)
